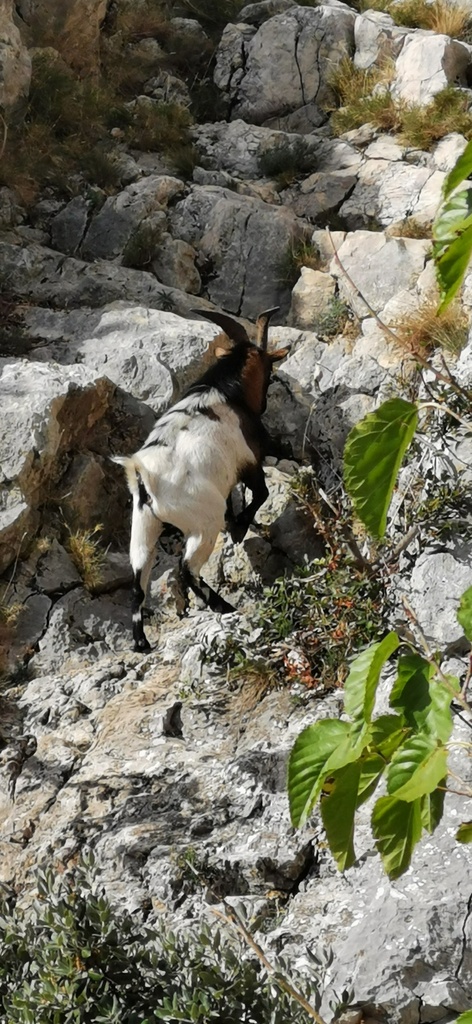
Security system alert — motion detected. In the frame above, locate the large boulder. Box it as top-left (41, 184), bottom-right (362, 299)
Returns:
top-left (169, 185), bottom-right (311, 317)
top-left (330, 231), bottom-right (430, 317)
top-left (192, 119), bottom-right (319, 180)
top-left (391, 32), bottom-right (472, 104)
top-left (215, 4), bottom-right (356, 126)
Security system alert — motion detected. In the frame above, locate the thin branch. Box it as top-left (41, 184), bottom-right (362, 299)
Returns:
top-left (437, 785), bottom-right (472, 798)
top-left (461, 651), bottom-right (472, 699)
top-left (417, 401), bottom-right (472, 432)
top-left (212, 904), bottom-right (328, 1024)
top-left (390, 524), bottom-right (420, 560)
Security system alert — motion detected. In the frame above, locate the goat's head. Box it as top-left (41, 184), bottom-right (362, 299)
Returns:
top-left (192, 307), bottom-right (290, 414)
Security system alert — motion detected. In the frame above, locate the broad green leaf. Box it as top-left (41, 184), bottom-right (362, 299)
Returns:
top-left (457, 586), bottom-right (472, 641)
top-left (372, 795), bottom-right (423, 878)
top-left (344, 633), bottom-right (399, 739)
top-left (370, 714), bottom-right (409, 759)
top-left (436, 222), bottom-right (472, 312)
top-left (288, 719), bottom-right (355, 827)
top-left (442, 139), bottom-right (472, 199)
top-left (356, 752), bottom-right (386, 806)
top-left (344, 399), bottom-right (418, 538)
top-left (456, 822), bottom-right (472, 844)
top-left (321, 761), bottom-right (362, 871)
top-left (454, 1014), bottom-right (472, 1024)
top-left (433, 189), bottom-right (472, 250)
top-left (387, 736), bottom-right (448, 802)
top-left (390, 654), bottom-right (456, 743)
top-left (420, 787), bottom-right (445, 833)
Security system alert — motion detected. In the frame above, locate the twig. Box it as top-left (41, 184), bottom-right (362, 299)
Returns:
top-left (418, 401), bottom-right (472, 433)
top-left (318, 487), bottom-right (371, 571)
top-left (390, 524), bottom-right (420, 560)
top-left (212, 904), bottom-right (328, 1024)
top-left (461, 651), bottom-right (472, 699)
top-left (437, 785), bottom-right (472, 798)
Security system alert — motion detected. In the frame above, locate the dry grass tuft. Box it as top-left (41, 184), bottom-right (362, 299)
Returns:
top-left (67, 525), bottom-right (107, 592)
top-left (399, 86), bottom-right (472, 149)
top-left (387, 218), bottom-right (431, 239)
top-left (358, 0), bottom-right (472, 36)
top-left (392, 300), bottom-right (468, 356)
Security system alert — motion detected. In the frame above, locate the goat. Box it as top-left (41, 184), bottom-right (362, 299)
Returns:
top-left (112, 307), bottom-right (289, 651)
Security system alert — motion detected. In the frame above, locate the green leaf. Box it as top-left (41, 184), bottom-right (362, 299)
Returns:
top-left (344, 398), bottom-right (418, 538)
top-left (387, 736), bottom-right (448, 802)
top-left (372, 795), bottom-right (423, 878)
top-left (344, 633), bottom-right (400, 739)
top-left (433, 189), bottom-right (472, 251)
top-left (436, 222), bottom-right (472, 312)
top-left (454, 1014), bottom-right (472, 1024)
top-left (390, 654), bottom-right (456, 743)
top-left (443, 139), bottom-right (472, 199)
top-left (321, 761), bottom-right (362, 871)
top-left (456, 822), bottom-right (472, 844)
top-left (356, 752), bottom-right (386, 806)
top-left (420, 787), bottom-right (445, 833)
top-left (457, 586), bottom-right (472, 641)
top-left (288, 719), bottom-right (355, 827)
top-left (370, 714), bottom-right (409, 759)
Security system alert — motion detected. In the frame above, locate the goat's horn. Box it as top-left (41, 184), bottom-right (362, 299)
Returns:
top-left (190, 309), bottom-right (250, 345)
top-left (256, 307), bottom-right (280, 351)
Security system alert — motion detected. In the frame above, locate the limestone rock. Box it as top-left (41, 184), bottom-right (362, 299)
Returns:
top-left (0, 241), bottom-right (214, 317)
top-left (217, 4), bottom-right (356, 126)
top-left (80, 177), bottom-right (168, 263)
top-left (288, 268), bottom-right (336, 329)
top-left (192, 119), bottom-right (319, 180)
top-left (354, 9), bottom-right (409, 69)
top-left (20, 305), bottom-right (221, 412)
top-left (330, 231), bottom-right (430, 317)
top-left (391, 32), bottom-right (472, 104)
top-left (340, 158), bottom-right (445, 230)
top-left (0, 0), bottom-right (32, 116)
top-left (170, 185), bottom-right (310, 317)
top-left (151, 236), bottom-right (201, 295)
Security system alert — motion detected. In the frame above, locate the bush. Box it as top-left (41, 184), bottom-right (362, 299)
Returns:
top-left (0, 858), bottom-right (320, 1024)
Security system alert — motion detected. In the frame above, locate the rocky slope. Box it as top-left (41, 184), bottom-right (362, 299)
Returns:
top-left (1, 1), bottom-right (472, 1021)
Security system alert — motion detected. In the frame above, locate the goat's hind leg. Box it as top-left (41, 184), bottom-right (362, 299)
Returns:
top-left (181, 529), bottom-right (235, 615)
top-left (229, 464), bottom-right (269, 544)
top-left (130, 502), bottom-right (163, 651)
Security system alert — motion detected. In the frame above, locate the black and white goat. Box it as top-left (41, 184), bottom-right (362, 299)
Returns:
top-left (113, 307), bottom-right (289, 651)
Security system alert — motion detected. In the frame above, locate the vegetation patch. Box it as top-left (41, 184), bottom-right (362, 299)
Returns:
top-left (258, 138), bottom-right (317, 187)
top-left (0, 857), bottom-right (320, 1024)
top-left (66, 525), bottom-right (107, 592)
top-left (277, 239), bottom-right (321, 287)
top-left (358, 0), bottom-right (472, 37)
top-left (392, 300), bottom-right (468, 356)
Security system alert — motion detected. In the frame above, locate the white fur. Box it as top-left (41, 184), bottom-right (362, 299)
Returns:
top-left (114, 399), bottom-right (256, 581)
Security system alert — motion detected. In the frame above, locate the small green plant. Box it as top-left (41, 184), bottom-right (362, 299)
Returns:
top-left (158, 289), bottom-right (176, 312)
top-left (0, 855), bottom-right (322, 1023)
top-left (122, 221), bottom-right (164, 268)
top-left (259, 139), bottom-right (317, 187)
top-left (314, 298), bottom-right (353, 339)
top-left (278, 239), bottom-right (321, 287)
top-left (67, 524), bottom-right (107, 592)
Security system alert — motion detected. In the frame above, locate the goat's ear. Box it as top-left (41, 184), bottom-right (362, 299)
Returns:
top-left (190, 309), bottom-right (250, 345)
top-left (269, 346), bottom-right (290, 362)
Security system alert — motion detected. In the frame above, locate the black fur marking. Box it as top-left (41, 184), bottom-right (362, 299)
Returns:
top-left (137, 479), bottom-right (150, 510)
top-left (180, 559), bottom-right (235, 614)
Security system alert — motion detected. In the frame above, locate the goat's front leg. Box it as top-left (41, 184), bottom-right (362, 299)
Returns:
top-left (130, 503), bottom-right (163, 651)
top-left (229, 464), bottom-right (269, 544)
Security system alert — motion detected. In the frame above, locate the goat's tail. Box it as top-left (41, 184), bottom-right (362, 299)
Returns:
top-left (111, 455), bottom-right (155, 505)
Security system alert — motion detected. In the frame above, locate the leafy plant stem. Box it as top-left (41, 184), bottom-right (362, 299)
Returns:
top-left (212, 905), bottom-right (328, 1024)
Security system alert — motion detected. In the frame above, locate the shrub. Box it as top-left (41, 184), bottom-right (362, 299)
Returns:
top-left (67, 525), bottom-right (107, 591)
top-left (259, 138), bottom-right (317, 187)
top-left (392, 300), bottom-right (468, 356)
top-left (0, 858), bottom-right (320, 1024)
top-left (278, 239), bottom-right (321, 287)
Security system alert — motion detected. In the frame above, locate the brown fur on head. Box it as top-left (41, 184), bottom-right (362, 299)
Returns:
top-left (191, 307), bottom-right (290, 361)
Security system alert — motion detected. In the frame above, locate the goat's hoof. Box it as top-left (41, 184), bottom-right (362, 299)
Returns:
top-left (134, 638), bottom-right (151, 652)
top-left (230, 523), bottom-right (247, 544)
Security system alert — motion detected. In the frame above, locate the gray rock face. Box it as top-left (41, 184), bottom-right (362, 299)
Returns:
top-left (339, 158), bottom-right (445, 230)
top-left (15, 0), bottom-right (107, 72)
top-left (217, 4), bottom-right (356, 125)
top-left (330, 231), bottom-right (430, 317)
top-left (391, 32), bottom-right (472, 104)
top-left (170, 185), bottom-right (310, 316)
top-left (80, 177), bottom-right (168, 263)
top-left (193, 119), bottom-right (319, 179)
top-left (354, 9), bottom-right (409, 69)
